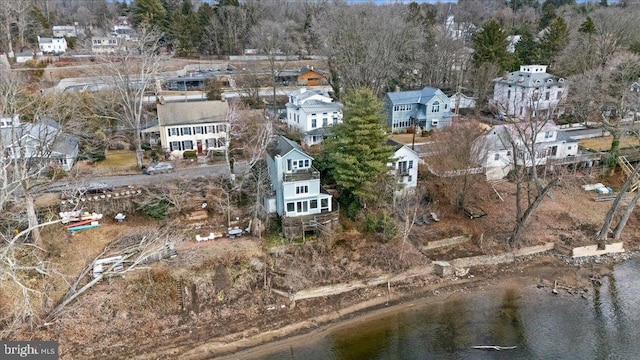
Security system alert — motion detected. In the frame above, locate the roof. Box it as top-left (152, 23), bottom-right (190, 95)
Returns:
top-left (493, 67), bottom-right (565, 88)
top-left (39, 37), bottom-right (53, 43)
top-left (157, 101), bottom-right (228, 126)
top-left (291, 88), bottom-right (332, 102)
top-left (387, 139), bottom-right (419, 156)
top-left (300, 100), bottom-right (342, 113)
top-left (386, 87), bottom-right (441, 105)
top-left (0, 118), bottom-right (77, 156)
top-left (266, 135), bottom-right (306, 158)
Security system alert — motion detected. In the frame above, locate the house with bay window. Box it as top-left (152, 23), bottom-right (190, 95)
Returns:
top-left (265, 135), bottom-right (333, 218)
top-left (384, 86), bottom-right (455, 133)
top-left (285, 88), bottom-right (342, 146)
top-left (155, 100), bottom-right (228, 156)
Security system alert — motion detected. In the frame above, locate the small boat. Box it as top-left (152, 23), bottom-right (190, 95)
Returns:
top-left (64, 219), bottom-right (97, 228)
top-left (67, 223), bottom-right (101, 232)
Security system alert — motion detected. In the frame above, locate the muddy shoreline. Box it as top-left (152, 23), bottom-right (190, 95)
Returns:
top-left (131, 251), bottom-right (634, 360)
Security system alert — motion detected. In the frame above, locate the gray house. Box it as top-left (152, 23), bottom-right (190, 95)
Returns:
top-left (265, 135), bottom-right (333, 218)
top-left (384, 86), bottom-right (455, 133)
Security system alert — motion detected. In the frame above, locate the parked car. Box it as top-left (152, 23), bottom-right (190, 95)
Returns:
top-left (144, 162), bottom-right (174, 175)
top-left (77, 182), bottom-right (112, 194)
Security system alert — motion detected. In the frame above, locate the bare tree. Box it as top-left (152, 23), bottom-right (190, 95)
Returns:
top-left (428, 120), bottom-right (487, 210)
top-left (98, 26), bottom-right (166, 168)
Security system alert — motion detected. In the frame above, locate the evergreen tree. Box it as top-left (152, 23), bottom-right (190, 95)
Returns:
top-left (325, 88), bottom-right (394, 211)
top-left (172, 0), bottom-right (199, 56)
top-left (130, 0), bottom-right (167, 30)
top-left (579, 16), bottom-right (596, 35)
top-left (514, 29), bottom-right (539, 66)
top-left (538, 2), bottom-right (556, 31)
top-left (538, 16), bottom-right (569, 67)
top-left (472, 20), bottom-right (514, 71)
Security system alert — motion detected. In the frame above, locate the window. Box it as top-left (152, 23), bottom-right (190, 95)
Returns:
top-left (168, 128), bottom-right (178, 137)
top-left (544, 131), bottom-right (552, 139)
top-left (333, 117), bottom-right (338, 125)
top-left (311, 119), bottom-right (317, 128)
top-left (181, 127), bottom-right (192, 135)
top-left (170, 141), bottom-right (180, 151)
top-left (323, 118), bottom-right (328, 126)
top-left (206, 138), bottom-right (217, 148)
top-left (321, 198), bottom-right (329, 209)
top-left (287, 159), bottom-right (292, 171)
top-left (494, 153), bottom-right (500, 161)
top-left (296, 185), bottom-right (309, 194)
top-left (296, 201), bottom-right (308, 213)
top-left (557, 91), bottom-right (562, 100)
top-left (287, 203), bottom-right (295, 212)
top-left (194, 126), bottom-right (203, 134)
top-left (431, 101), bottom-right (440, 112)
top-left (398, 161), bottom-right (409, 175)
top-left (408, 160), bottom-right (413, 169)
top-left (217, 137), bottom-right (226, 147)
top-left (507, 90), bottom-right (511, 99)
top-left (206, 125), bottom-right (215, 133)
top-left (310, 200), bottom-right (318, 209)
top-left (216, 124), bottom-right (226, 133)
top-left (444, 104), bottom-right (448, 110)
top-left (183, 140), bottom-right (193, 150)
top-left (408, 175), bottom-right (412, 182)
top-left (545, 92), bottom-right (550, 100)
top-left (568, 146), bottom-right (572, 150)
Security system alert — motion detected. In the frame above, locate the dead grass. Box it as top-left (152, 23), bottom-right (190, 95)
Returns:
top-left (101, 150), bottom-right (138, 167)
top-left (579, 134), bottom-right (640, 151)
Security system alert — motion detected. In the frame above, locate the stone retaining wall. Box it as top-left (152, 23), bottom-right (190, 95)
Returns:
top-left (422, 235), bottom-right (470, 251)
top-left (572, 242), bottom-right (624, 258)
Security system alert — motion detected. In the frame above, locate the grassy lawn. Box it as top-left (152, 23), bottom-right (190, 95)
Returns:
top-left (579, 135), bottom-right (640, 152)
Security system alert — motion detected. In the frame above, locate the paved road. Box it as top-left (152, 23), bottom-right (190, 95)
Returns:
top-left (48, 162), bottom-right (248, 193)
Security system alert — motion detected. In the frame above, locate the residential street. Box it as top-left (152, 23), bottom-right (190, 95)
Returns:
top-left (47, 161), bottom-right (248, 193)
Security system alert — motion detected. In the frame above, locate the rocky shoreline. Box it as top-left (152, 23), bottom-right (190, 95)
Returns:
top-left (130, 247), bottom-right (638, 360)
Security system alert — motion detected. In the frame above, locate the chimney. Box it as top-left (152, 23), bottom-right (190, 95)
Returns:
top-left (395, 85), bottom-right (401, 92)
top-left (310, 66), bottom-right (314, 71)
top-left (502, 71), bottom-right (509, 80)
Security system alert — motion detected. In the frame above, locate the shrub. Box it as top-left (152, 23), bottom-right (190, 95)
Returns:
top-left (183, 150), bottom-right (197, 159)
top-left (48, 167), bottom-right (67, 180)
top-left (141, 142), bottom-right (152, 151)
top-left (365, 212), bottom-right (398, 243)
top-left (138, 198), bottom-right (173, 220)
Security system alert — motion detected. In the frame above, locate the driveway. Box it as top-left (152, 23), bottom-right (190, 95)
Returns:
top-left (48, 162), bottom-right (248, 193)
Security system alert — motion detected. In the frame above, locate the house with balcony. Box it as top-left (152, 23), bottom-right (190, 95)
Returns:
top-left (265, 135), bottom-right (333, 218)
top-left (478, 120), bottom-right (578, 180)
top-left (285, 88), bottom-right (343, 146)
top-left (492, 65), bottom-right (568, 120)
top-left (384, 86), bottom-right (455, 133)
top-left (38, 36), bottom-right (67, 55)
top-left (151, 100), bottom-right (229, 157)
top-left (388, 139), bottom-right (420, 192)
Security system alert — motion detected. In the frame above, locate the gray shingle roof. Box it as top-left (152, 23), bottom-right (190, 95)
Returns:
top-left (266, 135), bottom-right (304, 158)
top-left (493, 69), bottom-right (565, 88)
top-left (157, 101), bottom-right (228, 126)
top-left (300, 100), bottom-right (342, 113)
top-left (386, 87), bottom-right (439, 105)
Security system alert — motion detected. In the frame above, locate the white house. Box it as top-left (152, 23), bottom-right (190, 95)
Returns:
top-left (448, 92), bottom-right (476, 111)
top-left (38, 36), bottom-right (67, 55)
top-left (53, 25), bottom-right (81, 38)
top-left (265, 135), bottom-right (333, 217)
top-left (285, 88), bottom-right (343, 146)
top-left (154, 101), bottom-right (229, 157)
top-left (0, 117), bottom-right (79, 172)
top-left (492, 65), bottom-right (568, 120)
top-left (388, 139), bottom-right (420, 192)
top-left (478, 121), bottom-right (578, 180)
top-left (91, 36), bottom-right (123, 54)
top-left (14, 51), bottom-right (34, 63)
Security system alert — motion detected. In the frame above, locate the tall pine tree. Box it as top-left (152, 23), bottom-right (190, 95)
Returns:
top-left (472, 20), bottom-right (514, 71)
top-left (325, 88), bottom-right (394, 212)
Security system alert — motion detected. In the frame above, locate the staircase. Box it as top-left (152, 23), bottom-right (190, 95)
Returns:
top-left (617, 156), bottom-right (640, 192)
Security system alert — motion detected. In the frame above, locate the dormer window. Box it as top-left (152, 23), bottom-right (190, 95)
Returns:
top-left (431, 101), bottom-right (440, 113)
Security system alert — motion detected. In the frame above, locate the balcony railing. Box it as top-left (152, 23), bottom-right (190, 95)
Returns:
top-left (283, 167), bottom-right (320, 182)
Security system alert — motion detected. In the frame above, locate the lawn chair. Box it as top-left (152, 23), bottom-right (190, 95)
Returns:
top-left (431, 212), bottom-right (440, 222)
top-left (423, 214), bottom-right (431, 225)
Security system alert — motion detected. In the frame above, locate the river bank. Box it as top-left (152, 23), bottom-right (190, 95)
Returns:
top-left (138, 249), bottom-right (637, 360)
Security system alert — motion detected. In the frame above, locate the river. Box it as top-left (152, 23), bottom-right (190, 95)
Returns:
top-left (255, 258), bottom-right (640, 360)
